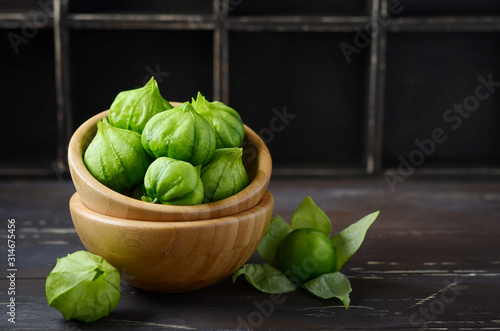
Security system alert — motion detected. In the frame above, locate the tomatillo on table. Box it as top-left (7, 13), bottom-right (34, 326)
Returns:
top-left (233, 196), bottom-right (379, 307)
top-left (277, 228), bottom-right (337, 284)
top-left (45, 251), bottom-right (121, 322)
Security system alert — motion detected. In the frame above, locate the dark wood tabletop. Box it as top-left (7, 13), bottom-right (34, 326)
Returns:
top-left (1, 177), bottom-right (499, 330)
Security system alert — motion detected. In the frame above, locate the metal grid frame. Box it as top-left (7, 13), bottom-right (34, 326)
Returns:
top-left (1, 0), bottom-right (500, 177)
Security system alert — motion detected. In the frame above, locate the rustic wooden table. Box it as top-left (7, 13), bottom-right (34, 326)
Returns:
top-left (1, 178), bottom-right (499, 330)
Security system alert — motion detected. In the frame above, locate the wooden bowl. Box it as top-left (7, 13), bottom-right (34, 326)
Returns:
top-left (69, 190), bottom-right (274, 292)
top-left (68, 103), bottom-right (272, 221)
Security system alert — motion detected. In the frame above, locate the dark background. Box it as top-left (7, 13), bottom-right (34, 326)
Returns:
top-left (1, 0), bottom-right (500, 178)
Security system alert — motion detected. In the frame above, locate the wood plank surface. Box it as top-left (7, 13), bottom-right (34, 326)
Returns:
top-left (1, 178), bottom-right (499, 330)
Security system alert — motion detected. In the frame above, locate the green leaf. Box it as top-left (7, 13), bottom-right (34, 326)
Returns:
top-left (232, 264), bottom-right (298, 294)
top-left (301, 272), bottom-right (352, 309)
top-left (290, 196), bottom-right (332, 235)
top-left (332, 211), bottom-right (379, 272)
top-left (257, 215), bottom-right (292, 267)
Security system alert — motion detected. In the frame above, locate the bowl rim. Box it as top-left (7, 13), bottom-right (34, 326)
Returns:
top-left (68, 106), bottom-right (272, 222)
top-left (70, 190), bottom-right (274, 228)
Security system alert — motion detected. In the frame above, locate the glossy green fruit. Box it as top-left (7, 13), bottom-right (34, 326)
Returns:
top-left (84, 117), bottom-right (151, 193)
top-left (109, 77), bottom-right (173, 134)
top-left (191, 92), bottom-right (244, 148)
top-left (45, 251), bottom-right (121, 323)
top-left (200, 148), bottom-right (248, 203)
top-left (277, 228), bottom-right (336, 284)
top-left (141, 102), bottom-right (216, 166)
top-left (143, 157), bottom-right (204, 205)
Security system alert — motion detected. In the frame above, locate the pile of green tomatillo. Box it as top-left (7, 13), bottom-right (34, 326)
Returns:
top-left (84, 77), bottom-right (248, 205)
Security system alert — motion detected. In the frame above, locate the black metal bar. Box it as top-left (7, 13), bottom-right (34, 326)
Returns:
top-left (373, 31), bottom-right (387, 174)
top-left (372, 0), bottom-right (388, 175)
top-left (385, 167), bottom-right (500, 176)
top-left (67, 13), bottom-right (215, 30)
top-left (213, 0), bottom-right (221, 101)
top-left (227, 15), bottom-right (370, 32)
top-left (3, 12), bottom-right (500, 32)
top-left (213, 0), bottom-right (230, 103)
top-left (364, 0), bottom-right (382, 174)
top-left (0, 12), bottom-right (53, 29)
top-left (386, 16), bottom-right (500, 32)
top-left (2, 7), bottom-right (500, 178)
top-left (0, 168), bottom-right (55, 177)
top-left (53, 0), bottom-right (72, 171)
top-left (272, 167), bottom-right (366, 177)
top-left (220, 9), bottom-right (229, 104)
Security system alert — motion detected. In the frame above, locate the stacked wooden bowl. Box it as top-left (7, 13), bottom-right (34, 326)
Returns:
top-left (67, 105), bottom-right (273, 292)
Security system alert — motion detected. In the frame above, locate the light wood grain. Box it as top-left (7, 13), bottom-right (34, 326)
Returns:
top-left (68, 103), bottom-right (272, 222)
top-left (69, 190), bottom-right (274, 292)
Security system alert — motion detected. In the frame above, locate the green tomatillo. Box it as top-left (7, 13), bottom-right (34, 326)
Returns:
top-left (200, 147), bottom-right (248, 203)
top-left (233, 196), bottom-right (379, 308)
top-left (143, 157), bottom-right (204, 205)
top-left (277, 228), bottom-right (337, 284)
top-left (109, 77), bottom-right (173, 134)
top-left (84, 117), bottom-right (152, 193)
top-left (191, 92), bottom-right (245, 149)
top-left (141, 102), bottom-right (216, 166)
top-left (45, 251), bottom-right (121, 323)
